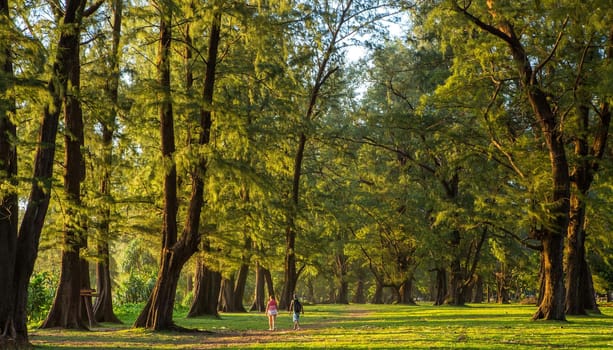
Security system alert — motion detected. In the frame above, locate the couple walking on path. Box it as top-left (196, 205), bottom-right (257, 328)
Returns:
top-left (265, 294), bottom-right (304, 331)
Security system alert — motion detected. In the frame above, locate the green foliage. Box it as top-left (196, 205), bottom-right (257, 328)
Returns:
top-left (27, 271), bottom-right (57, 325)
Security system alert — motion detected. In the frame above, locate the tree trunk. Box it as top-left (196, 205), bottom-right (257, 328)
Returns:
top-left (264, 267), bottom-right (275, 298)
top-left (399, 279), bottom-right (416, 305)
top-left (188, 259), bottom-right (222, 318)
top-left (533, 233), bottom-right (566, 320)
top-left (433, 268), bottom-right (447, 306)
top-left (352, 280), bottom-right (366, 304)
top-left (335, 253), bottom-right (349, 304)
top-left (471, 274), bottom-right (484, 303)
top-left (0, 0), bottom-right (18, 341)
top-left (232, 264), bottom-right (249, 312)
top-left (496, 270), bottom-right (510, 304)
top-left (372, 281), bottom-right (384, 304)
top-left (94, 240), bottom-right (121, 323)
top-left (218, 277), bottom-right (234, 312)
top-left (93, 0), bottom-right (122, 324)
top-left (41, 0), bottom-right (88, 328)
top-left (281, 132), bottom-right (305, 309)
top-left (565, 94), bottom-right (609, 315)
top-left (250, 262), bottom-right (266, 312)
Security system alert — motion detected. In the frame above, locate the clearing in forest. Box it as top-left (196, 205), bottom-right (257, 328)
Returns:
top-left (30, 303), bottom-right (613, 349)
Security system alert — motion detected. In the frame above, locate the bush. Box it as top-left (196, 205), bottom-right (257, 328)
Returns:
top-left (28, 272), bottom-right (57, 325)
top-left (117, 272), bottom-right (156, 304)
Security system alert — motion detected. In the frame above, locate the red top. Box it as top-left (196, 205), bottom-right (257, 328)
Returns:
top-left (267, 299), bottom-right (278, 312)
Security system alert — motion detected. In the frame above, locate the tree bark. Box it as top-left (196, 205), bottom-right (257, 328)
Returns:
top-left (94, 240), bottom-right (121, 323)
top-left (399, 279), bottom-right (416, 305)
top-left (372, 281), bottom-right (384, 304)
top-left (232, 264), bottom-right (249, 312)
top-left (433, 268), bottom-right (447, 306)
top-left (0, 0), bottom-right (18, 342)
top-left (187, 258), bottom-right (222, 318)
top-left (249, 262), bottom-right (266, 312)
top-left (352, 280), bottom-right (366, 304)
top-left (335, 253), bottom-right (349, 304)
top-left (93, 0), bottom-right (123, 324)
top-left (41, 0), bottom-right (88, 329)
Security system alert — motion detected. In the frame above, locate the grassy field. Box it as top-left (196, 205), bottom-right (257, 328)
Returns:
top-left (30, 303), bottom-right (613, 349)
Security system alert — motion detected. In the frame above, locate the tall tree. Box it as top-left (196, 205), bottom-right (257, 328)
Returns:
top-left (564, 19), bottom-right (611, 315)
top-left (279, 0), bottom-right (392, 309)
top-left (432, 0), bottom-right (612, 320)
top-left (134, 1), bottom-right (220, 330)
top-left (92, 0), bottom-right (123, 323)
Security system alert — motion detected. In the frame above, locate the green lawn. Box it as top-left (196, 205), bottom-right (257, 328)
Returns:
top-left (30, 303), bottom-right (613, 349)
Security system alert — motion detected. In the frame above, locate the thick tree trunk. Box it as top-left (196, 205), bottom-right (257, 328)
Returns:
top-left (135, 9), bottom-right (220, 330)
top-left (565, 95), bottom-right (609, 315)
top-left (219, 277), bottom-right (234, 312)
top-left (533, 233), bottom-right (566, 320)
top-left (232, 264), bottom-right (249, 312)
top-left (41, 0), bottom-right (88, 328)
top-left (187, 260), bottom-right (221, 318)
top-left (250, 262), bottom-right (266, 312)
top-left (565, 193), bottom-right (588, 315)
top-left (399, 279), bottom-right (416, 305)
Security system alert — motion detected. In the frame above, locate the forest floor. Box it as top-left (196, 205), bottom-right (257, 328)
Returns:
top-left (29, 303), bottom-right (613, 349)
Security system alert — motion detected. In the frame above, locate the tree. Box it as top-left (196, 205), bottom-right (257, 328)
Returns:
top-left (431, 0), bottom-right (612, 320)
top-left (278, 0), bottom-right (396, 309)
top-left (91, 0), bottom-right (123, 324)
top-left (134, 0), bottom-right (220, 330)
top-left (41, 0), bottom-right (105, 330)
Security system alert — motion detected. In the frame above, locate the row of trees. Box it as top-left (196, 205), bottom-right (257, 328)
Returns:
top-left (0, 0), bottom-right (611, 348)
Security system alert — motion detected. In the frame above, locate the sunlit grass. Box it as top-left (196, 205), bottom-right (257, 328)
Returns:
top-left (31, 303), bottom-right (613, 349)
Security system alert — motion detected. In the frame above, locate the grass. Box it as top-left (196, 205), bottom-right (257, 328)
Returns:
top-left (30, 303), bottom-right (613, 349)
